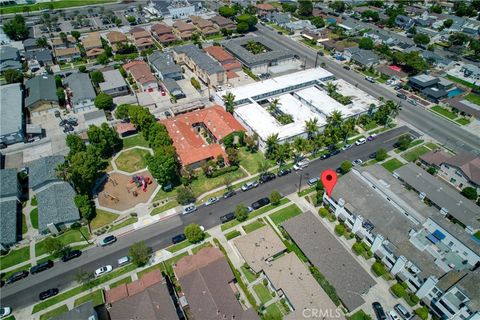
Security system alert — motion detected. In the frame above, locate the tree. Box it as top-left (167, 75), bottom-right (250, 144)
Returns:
top-left (94, 92), bottom-right (114, 110)
top-left (236, 14), bottom-right (257, 31)
top-left (340, 160), bottom-right (352, 173)
top-left (236, 22), bottom-right (249, 33)
top-left (305, 118), bottom-right (319, 139)
top-left (222, 92), bottom-right (235, 114)
top-left (115, 104), bottom-right (130, 120)
top-left (78, 65), bottom-right (87, 73)
top-left (56, 88), bottom-right (66, 106)
top-left (4, 69), bottom-right (23, 84)
top-left (310, 16), bottom-right (325, 28)
top-left (329, 1), bottom-right (346, 12)
top-left (461, 187), bottom-right (478, 200)
top-left (87, 123), bottom-right (122, 158)
top-left (257, 159), bottom-right (270, 174)
top-left (74, 194), bottom-right (95, 221)
top-left (430, 4), bottom-right (442, 14)
top-left (397, 135), bottom-right (412, 151)
top-left (66, 135), bottom-right (86, 155)
top-left (414, 307), bottom-right (429, 320)
top-left (219, 5), bottom-right (237, 17)
top-left (2, 15), bottom-right (29, 40)
top-left (282, 3), bottom-right (297, 13)
top-left (427, 166), bottom-right (437, 175)
top-left (265, 134), bottom-right (279, 159)
top-left (75, 269), bottom-right (95, 285)
top-left (90, 70), bottom-right (104, 86)
top-left (275, 143), bottom-right (291, 167)
top-left (326, 82), bottom-right (338, 96)
top-left (36, 36), bottom-right (48, 48)
top-left (97, 52), bottom-right (109, 65)
top-left (413, 33), bottom-right (430, 46)
top-left (176, 186), bottom-right (195, 205)
top-left (375, 148), bottom-right (388, 161)
top-left (362, 10), bottom-right (379, 22)
top-left (71, 30), bottom-right (81, 41)
top-left (235, 204), bottom-right (249, 222)
top-left (443, 19), bottom-right (453, 28)
top-left (147, 146), bottom-right (179, 186)
top-left (44, 237), bottom-right (65, 257)
top-left (449, 32), bottom-right (471, 46)
top-left (226, 147), bottom-right (239, 166)
top-left (297, 0), bottom-right (313, 16)
top-left (359, 37), bottom-right (374, 50)
top-left (270, 190), bottom-right (282, 206)
top-left (184, 223), bottom-right (205, 243)
top-left (129, 241), bottom-right (152, 266)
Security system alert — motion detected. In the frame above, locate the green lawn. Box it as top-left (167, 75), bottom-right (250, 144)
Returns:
top-left (22, 213), bottom-right (28, 234)
top-left (395, 139), bottom-right (424, 153)
top-left (74, 289), bottom-right (104, 307)
top-left (31, 196), bottom-right (38, 206)
top-left (225, 230), bottom-right (241, 240)
top-left (431, 105), bottom-right (457, 120)
top-left (241, 265), bottom-right (258, 282)
top-left (0, 246), bottom-right (30, 270)
top-left (35, 227), bottom-right (90, 257)
top-left (243, 219), bottom-right (266, 233)
top-left (298, 185), bottom-right (316, 197)
top-left (238, 148), bottom-right (272, 175)
top-left (349, 309), bottom-right (371, 320)
top-left (300, 38), bottom-right (322, 49)
top-left (30, 207), bottom-right (39, 229)
top-left (167, 240), bottom-right (191, 253)
top-left (455, 117), bottom-right (471, 125)
top-left (109, 217), bottom-right (138, 232)
top-left (90, 209), bottom-right (118, 230)
top-left (264, 301), bottom-right (283, 319)
top-left (0, 0), bottom-right (116, 14)
top-left (39, 305), bottom-right (69, 320)
top-left (465, 93), bottom-right (480, 106)
top-left (189, 169), bottom-right (247, 198)
top-left (3, 264), bottom-right (31, 280)
top-left (364, 121), bottom-right (379, 131)
top-left (402, 146), bottom-right (432, 162)
top-left (221, 219), bottom-right (241, 232)
top-left (122, 134), bottom-right (149, 148)
top-left (151, 200), bottom-right (178, 216)
top-left (425, 142), bottom-right (438, 150)
top-left (191, 242), bottom-right (212, 255)
top-left (269, 204), bottom-right (302, 225)
top-left (382, 159), bottom-right (405, 173)
top-left (253, 283), bottom-right (272, 304)
top-left (109, 276), bottom-right (132, 288)
top-left (114, 148), bottom-right (150, 173)
top-left (446, 75), bottom-right (480, 90)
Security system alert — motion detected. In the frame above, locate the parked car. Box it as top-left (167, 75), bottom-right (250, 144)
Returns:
top-left (0, 307), bottom-right (11, 318)
top-left (223, 190), bottom-right (236, 199)
top-left (277, 168), bottom-right (291, 177)
top-left (343, 65), bottom-right (350, 70)
top-left (372, 302), bottom-right (387, 320)
top-left (117, 256), bottom-right (130, 266)
top-left (355, 138), bottom-right (367, 145)
top-left (352, 159), bottom-right (363, 166)
top-left (39, 288), bottom-right (59, 300)
top-left (396, 93), bottom-right (407, 100)
top-left (95, 265), bottom-right (113, 277)
top-left (241, 181), bottom-right (259, 191)
top-left (369, 152), bottom-right (377, 159)
top-left (394, 85), bottom-right (402, 91)
top-left (205, 197), bottom-right (219, 206)
top-left (30, 260), bottom-right (54, 274)
top-left (389, 310), bottom-right (401, 320)
top-left (320, 153), bottom-right (331, 160)
top-left (365, 76), bottom-right (375, 83)
top-left (293, 159), bottom-right (309, 170)
top-left (251, 197), bottom-right (270, 210)
top-left (61, 249), bottom-right (82, 262)
top-left (341, 144), bottom-right (352, 151)
top-left (100, 235), bottom-right (117, 247)
top-left (220, 212), bottom-right (235, 223)
top-left (336, 167), bottom-right (343, 174)
top-left (307, 176), bottom-right (320, 186)
top-left (172, 234), bottom-right (186, 244)
top-left (331, 149), bottom-right (341, 156)
top-left (6, 270), bottom-right (29, 284)
top-left (259, 172), bottom-right (276, 184)
top-left (394, 304), bottom-right (411, 320)
top-left (182, 203), bottom-right (197, 214)
top-left (367, 134), bottom-right (377, 141)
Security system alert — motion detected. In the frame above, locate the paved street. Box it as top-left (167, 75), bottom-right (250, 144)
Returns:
top-left (0, 126), bottom-right (415, 309)
top-left (254, 24), bottom-right (480, 155)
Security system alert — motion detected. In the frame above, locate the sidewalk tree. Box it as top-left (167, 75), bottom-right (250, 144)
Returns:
top-left (3, 15), bottom-right (29, 40)
top-left (257, 159), bottom-right (270, 174)
top-left (340, 160), bottom-right (352, 173)
top-left (44, 237), bottom-right (66, 257)
top-left (129, 241), bottom-right (152, 266)
top-left (359, 37), bottom-right (374, 50)
top-left (461, 187), bottom-right (478, 200)
top-left (184, 223), bottom-right (205, 243)
top-left (94, 92), bottom-right (114, 110)
top-left (397, 134), bottom-right (412, 151)
top-left (274, 143), bottom-right (291, 168)
top-left (235, 204), bottom-right (249, 222)
top-left (269, 190), bottom-right (282, 206)
top-left (375, 148), bottom-right (388, 161)
top-left (75, 269), bottom-right (95, 285)
top-left (297, 0), bottom-right (313, 16)
top-left (176, 186), bottom-right (195, 205)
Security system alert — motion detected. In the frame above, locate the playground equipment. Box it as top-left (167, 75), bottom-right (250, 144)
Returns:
top-left (104, 192), bottom-right (119, 203)
top-left (130, 175), bottom-right (153, 192)
top-left (109, 177), bottom-right (118, 186)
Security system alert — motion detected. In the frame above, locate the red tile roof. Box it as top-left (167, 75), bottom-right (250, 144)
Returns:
top-left (116, 122), bottom-right (136, 135)
top-left (160, 105), bottom-right (245, 166)
top-left (223, 61), bottom-right (242, 71)
top-left (256, 3), bottom-right (275, 11)
top-left (123, 60), bottom-right (156, 85)
top-left (226, 70), bottom-right (239, 79)
top-left (204, 45), bottom-right (234, 63)
top-left (106, 269), bottom-right (163, 304)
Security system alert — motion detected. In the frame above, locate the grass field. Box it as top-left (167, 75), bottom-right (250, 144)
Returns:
top-left (35, 227), bottom-right (90, 257)
top-left (22, 214), bottom-right (28, 234)
top-left (0, 0), bottom-right (116, 14)
top-left (109, 217), bottom-right (137, 232)
top-left (73, 289), bottom-right (104, 307)
top-left (253, 283), bottom-right (272, 304)
top-left (465, 93), bottom-right (480, 106)
top-left (122, 134), bottom-right (149, 149)
top-left (241, 265), bottom-right (258, 282)
top-left (238, 148), bottom-right (273, 175)
top-left (431, 105), bottom-right (457, 120)
top-left (394, 139), bottom-right (424, 153)
top-left (243, 219), bottom-right (266, 233)
top-left (3, 263), bottom-right (32, 280)
top-left (109, 276), bottom-right (132, 289)
top-left (167, 240), bottom-right (191, 253)
top-left (90, 209), bottom-right (118, 230)
top-left (264, 302), bottom-right (283, 319)
top-left (115, 148), bottom-right (150, 173)
top-left (349, 309), bottom-right (371, 320)
top-left (39, 305), bottom-right (68, 320)
top-left (402, 145), bottom-right (432, 162)
top-left (382, 159), bottom-right (405, 173)
top-left (30, 207), bottom-right (39, 229)
top-left (225, 230), bottom-right (241, 240)
top-left (455, 117), bottom-right (471, 125)
top-left (151, 200), bottom-right (178, 216)
top-left (0, 246), bottom-right (30, 270)
top-left (269, 204), bottom-right (302, 225)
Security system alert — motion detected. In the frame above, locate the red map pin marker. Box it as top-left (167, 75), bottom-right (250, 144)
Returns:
top-left (321, 169), bottom-right (338, 197)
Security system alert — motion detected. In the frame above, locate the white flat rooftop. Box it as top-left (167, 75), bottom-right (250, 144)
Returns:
top-left (295, 87), bottom-right (349, 117)
top-left (333, 79), bottom-right (380, 113)
top-left (277, 94), bottom-right (326, 126)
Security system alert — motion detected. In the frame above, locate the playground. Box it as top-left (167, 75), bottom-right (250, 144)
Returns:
top-left (97, 171), bottom-right (158, 211)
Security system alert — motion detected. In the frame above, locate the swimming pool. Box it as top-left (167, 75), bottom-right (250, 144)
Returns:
top-left (448, 88), bottom-right (464, 97)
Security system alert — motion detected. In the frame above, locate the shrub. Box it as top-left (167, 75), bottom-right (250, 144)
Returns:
top-left (414, 307), bottom-right (429, 320)
top-left (190, 77), bottom-right (201, 90)
top-left (372, 261), bottom-right (387, 276)
top-left (352, 242), bottom-right (365, 255)
top-left (461, 187), bottom-right (478, 200)
top-left (269, 190), bottom-right (282, 206)
top-left (334, 224), bottom-right (345, 236)
top-left (184, 223), bottom-right (205, 243)
top-left (210, 165), bottom-right (238, 178)
top-left (391, 283), bottom-right (406, 298)
top-left (263, 279), bottom-right (268, 286)
top-left (309, 266), bottom-right (341, 306)
top-left (319, 208), bottom-right (328, 217)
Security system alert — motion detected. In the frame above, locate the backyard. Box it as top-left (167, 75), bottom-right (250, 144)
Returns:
top-left (382, 159), bottom-right (405, 173)
top-left (114, 148), bottom-right (151, 173)
top-left (253, 283), bottom-right (272, 304)
top-left (465, 93), bottom-right (480, 106)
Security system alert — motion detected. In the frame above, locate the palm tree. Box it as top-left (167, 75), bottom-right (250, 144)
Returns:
top-left (245, 40), bottom-right (258, 53)
top-left (385, 101), bottom-right (401, 127)
top-left (293, 137), bottom-right (311, 160)
top-left (341, 117), bottom-right (356, 143)
top-left (305, 118), bottom-right (319, 140)
top-left (268, 98), bottom-right (280, 114)
top-left (312, 134), bottom-right (325, 155)
top-left (326, 82), bottom-right (338, 96)
top-left (327, 110), bottom-right (343, 129)
top-left (275, 143), bottom-right (291, 168)
top-left (265, 133), bottom-right (279, 159)
top-left (222, 92), bottom-right (235, 114)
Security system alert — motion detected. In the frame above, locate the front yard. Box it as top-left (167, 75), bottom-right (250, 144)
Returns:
top-left (401, 145), bottom-right (433, 162)
top-left (35, 227), bottom-right (90, 257)
top-left (0, 246), bottom-right (30, 270)
top-left (238, 148), bottom-right (273, 175)
top-left (382, 159), bottom-right (405, 173)
top-left (269, 204), bottom-right (302, 225)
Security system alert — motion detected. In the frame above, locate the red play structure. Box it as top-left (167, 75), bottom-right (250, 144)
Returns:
top-left (130, 175), bottom-right (152, 192)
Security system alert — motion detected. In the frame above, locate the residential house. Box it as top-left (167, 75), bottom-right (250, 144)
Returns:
top-left (256, 3), bottom-right (276, 17)
top-left (420, 150), bottom-right (480, 192)
top-left (99, 69), bottom-right (129, 97)
top-left (395, 15), bottom-right (414, 29)
top-left (51, 301), bottom-right (98, 320)
top-left (460, 64), bottom-right (480, 81)
top-left (376, 64), bottom-right (408, 80)
top-left (462, 20), bottom-right (480, 35)
top-left (106, 31), bottom-right (128, 53)
top-left (147, 51), bottom-right (183, 81)
top-left (190, 15), bottom-right (219, 36)
top-left (24, 49), bottom-right (54, 71)
top-left (446, 98), bottom-right (480, 120)
top-left (81, 32), bottom-right (103, 51)
top-left (0, 83), bottom-right (24, 146)
top-left (210, 15), bottom-right (236, 31)
top-left (162, 78), bottom-right (185, 99)
top-left (105, 269), bottom-right (179, 320)
top-left (173, 20), bottom-right (196, 40)
top-left (0, 169), bottom-right (21, 250)
top-left (421, 51), bottom-right (453, 69)
top-left (264, 12), bottom-right (291, 26)
top-left (130, 28), bottom-right (155, 51)
top-left (150, 23), bottom-right (178, 45)
top-left (338, 19), bottom-right (363, 35)
top-left (321, 39), bottom-right (356, 53)
top-left (0, 46), bottom-right (22, 73)
top-left (50, 35), bottom-right (76, 49)
top-left (345, 47), bottom-right (380, 67)
top-left (174, 247), bottom-right (258, 319)
top-left (64, 73), bottom-right (96, 113)
top-left (23, 38), bottom-right (41, 52)
top-left (284, 20), bottom-right (315, 33)
top-left (54, 47), bottom-right (81, 63)
top-left (84, 109), bottom-right (107, 128)
top-left (86, 47), bottom-right (105, 59)
top-left (408, 74), bottom-right (448, 103)
top-left (173, 44), bottom-right (226, 87)
top-left (123, 60), bottom-right (158, 92)
top-left (115, 122), bottom-right (136, 137)
top-left (25, 75), bottom-right (59, 115)
top-left (301, 29), bottom-right (330, 44)
top-left (28, 155), bottom-right (80, 234)
top-left (203, 45), bottom-right (242, 72)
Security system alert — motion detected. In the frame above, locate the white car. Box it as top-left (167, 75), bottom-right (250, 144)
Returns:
top-left (182, 203), bottom-right (197, 214)
top-left (95, 265), bottom-right (113, 277)
top-left (293, 159), bottom-right (310, 171)
top-left (0, 307), bottom-right (11, 319)
top-left (352, 159), bottom-right (363, 166)
top-left (341, 144), bottom-right (352, 151)
top-left (389, 310), bottom-right (401, 320)
top-left (205, 197), bottom-right (219, 206)
top-left (355, 138), bottom-right (367, 146)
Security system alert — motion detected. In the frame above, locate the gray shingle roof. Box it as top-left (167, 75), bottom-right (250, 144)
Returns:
top-left (25, 75), bottom-right (58, 109)
top-left (28, 155), bottom-right (65, 190)
top-left (25, 49), bottom-right (53, 63)
top-left (162, 78), bottom-right (183, 96)
top-left (148, 51), bottom-right (182, 77)
top-left (0, 60), bottom-right (22, 72)
top-left (173, 44), bottom-right (224, 75)
top-left (282, 211), bottom-right (376, 311)
top-left (0, 46), bottom-right (19, 62)
top-left (0, 199), bottom-right (19, 245)
top-left (37, 182), bottom-right (79, 232)
top-left (52, 301), bottom-right (97, 320)
top-left (346, 47), bottom-right (380, 66)
top-left (64, 73), bottom-right (96, 105)
top-left (0, 83), bottom-right (23, 138)
top-left (222, 36), bottom-right (295, 68)
top-left (0, 168), bottom-right (18, 198)
top-left (99, 69), bottom-right (127, 92)
top-left (23, 38), bottom-right (38, 49)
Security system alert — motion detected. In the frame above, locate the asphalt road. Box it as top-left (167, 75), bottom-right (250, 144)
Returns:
top-left (254, 24), bottom-right (480, 156)
top-left (0, 126), bottom-right (415, 309)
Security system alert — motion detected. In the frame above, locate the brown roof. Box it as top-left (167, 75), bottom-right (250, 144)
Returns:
top-left (115, 122), bottom-right (136, 134)
top-left (175, 247), bottom-right (258, 320)
top-left (173, 20), bottom-right (196, 32)
top-left (376, 64), bottom-right (408, 79)
top-left (81, 32), bottom-right (102, 50)
top-left (256, 3), bottom-right (275, 11)
top-left (107, 31), bottom-right (127, 44)
top-left (322, 40), bottom-right (356, 52)
top-left (204, 45), bottom-right (235, 63)
top-left (51, 35), bottom-right (76, 46)
top-left (420, 150), bottom-right (452, 167)
top-left (157, 33), bottom-right (177, 44)
top-left (132, 30), bottom-right (151, 40)
top-left (106, 269), bottom-right (178, 320)
top-left (54, 47), bottom-right (80, 57)
top-left (226, 70), bottom-right (239, 79)
top-left (447, 153), bottom-right (480, 185)
top-left (191, 15), bottom-right (217, 30)
top-left (151, 23), bottom-right (173, 36)
top-left (86, 47), bottom-right (105, 57)
top-left (135, 37), bottom-right (154, 48)
top-left (123, 60), bottom-right (156, 85)
top-left (210, 15), bottom-right (236, 28)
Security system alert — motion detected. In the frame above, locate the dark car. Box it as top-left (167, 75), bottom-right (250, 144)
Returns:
top-left (331, 149), bottom-right (340, 156)
top-left (369, 152), bottom-right (377, 159)
top-left (259, 172), bottom-right (276, 184)
top-left (396, 93), bottom-right (407, 99)
top-left (251, 197), bottom-right (270, 210)
top-left (100, 235), bottom-right (117, 246)
top-left (336, 167), bottom-right (343, 174)
top-left (172, 234), bottom-right (186, 244)
top-left (393, 142), bottom-right (400, 148)
top-left (372, 302), bottom-right (387, 320)
top-left (30, 260), bottom-right (54, 274)
top-left (277, 168), bottom-right (291, 177)
top-left (320, 153), bottom-right (331, 160)
top-left (223, 190), bottom-right (236, 199)
top-left (6, 270), bottom-right (29, 284)
top-left (61, 249), bottom-right (82, 262)
top-left (220, 212), bottom-right (235, 223)
top-left (39, 288), bottom-right (59, 300)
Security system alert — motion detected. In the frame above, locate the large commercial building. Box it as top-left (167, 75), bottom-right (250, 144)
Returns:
top-left (215, 68), bottom-right (378, 151)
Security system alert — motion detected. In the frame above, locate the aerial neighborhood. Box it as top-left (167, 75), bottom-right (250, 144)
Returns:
top-left (0, 1), bottom-right (479, 320)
